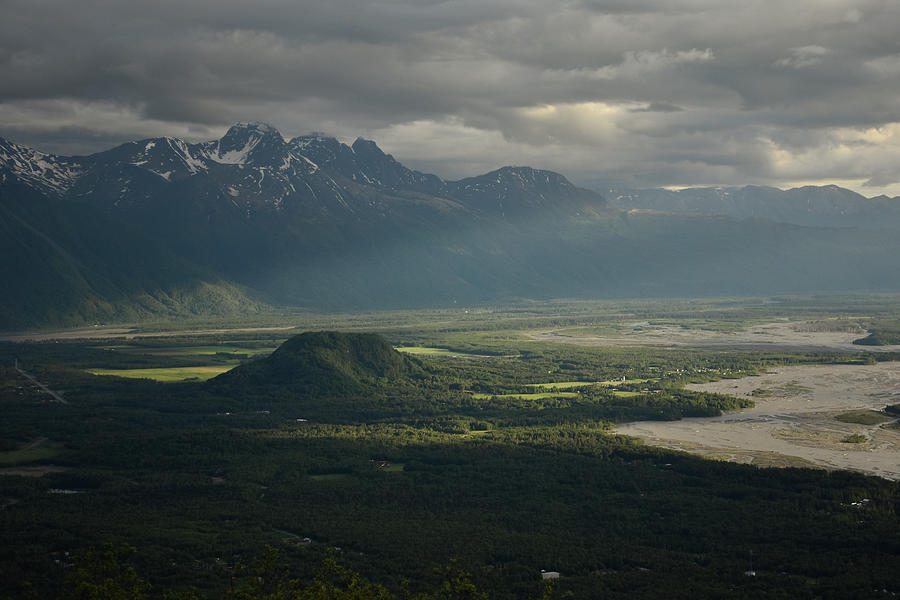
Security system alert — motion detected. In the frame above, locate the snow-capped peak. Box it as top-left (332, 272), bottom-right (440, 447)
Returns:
top-left (0, 137), bottom-right (82, 196)
top-left (210, 122), bottom-right (285, 165)
top-left (233, 121), bottom-right (279, 134)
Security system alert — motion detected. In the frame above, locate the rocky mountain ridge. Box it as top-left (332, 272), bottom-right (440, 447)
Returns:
top-left (2, 122), bottom-right (597, 221)
top-left (4, 123), bottom-right (900, 330)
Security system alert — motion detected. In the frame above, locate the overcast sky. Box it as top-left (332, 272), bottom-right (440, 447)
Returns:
top-left (2, 0), bottom-right (900, 195)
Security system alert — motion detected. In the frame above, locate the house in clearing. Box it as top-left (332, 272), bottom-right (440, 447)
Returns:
top-left (541, 570), bottom-right (560, 580)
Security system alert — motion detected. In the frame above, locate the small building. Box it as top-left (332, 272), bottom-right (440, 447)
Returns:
top-left (541, 570), bottom-right (560, 580)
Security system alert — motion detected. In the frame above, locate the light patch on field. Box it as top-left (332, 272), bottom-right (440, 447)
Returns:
top-left (0, 466), bottom-right (68, 477)
top-left (87, 365), bottom-right (234, 382)
top-left (472, 392), bottom-right (580, 400)
top-left (377, 462), bottom-right (405, 473)
top-left (524, 379), bottom-right (648, 391)
top-left (600, 379), bottom-right (650, 386)
top-left (395, 346), bottom-right (488, 358)
top-left (396, 346), bottom-right (458, 355)
top-left (834, 410), bottom-right (892, 425)
top-left (525, 381), bottom-right (598, 390)
top-left (0, 440), bottom-right (64, 466)
top-left (103, 345), bottom-right (275, 357)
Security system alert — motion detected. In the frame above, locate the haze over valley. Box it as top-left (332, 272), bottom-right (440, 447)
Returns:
top-left (4, 123), bottom-right (900, 331)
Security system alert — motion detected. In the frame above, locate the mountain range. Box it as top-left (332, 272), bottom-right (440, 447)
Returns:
top-left (603, 183), bottom-right (900, 229)
top-left (3, 122), bottom-right (900, 330)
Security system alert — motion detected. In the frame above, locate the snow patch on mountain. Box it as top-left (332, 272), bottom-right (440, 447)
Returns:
top-left (0, 138), bottom-right (82, 196)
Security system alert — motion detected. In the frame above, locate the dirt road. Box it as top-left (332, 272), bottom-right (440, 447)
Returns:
top-left (15, 367), bottom-right (68, 404)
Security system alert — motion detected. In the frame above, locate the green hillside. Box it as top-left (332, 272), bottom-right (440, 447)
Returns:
top-left (0, 179), bottom-right (263, 331)
top-left (210, 331), bottom-right (427, 397)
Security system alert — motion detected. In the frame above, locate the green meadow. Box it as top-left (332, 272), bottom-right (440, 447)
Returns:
top-left (102, 344), bottom-right (276, 357)
top-left (394, 346), bottom-right (487, 358)
top-left (0, 440), bottom-right (65, 466)
top-left (835, 410), bottom-right (893, 425)
top-left (471, 391), bottom-right (580, 400)
top-left (87, 365), bottom-right (235, 382)
top-left (524, 381), bottom-right (598, 390)
top-left (524, 379), bottom-right (649, 390)
top-left (395, 346), bottom-right (461, 356)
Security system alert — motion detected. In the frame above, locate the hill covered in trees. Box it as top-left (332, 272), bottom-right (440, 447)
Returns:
top-left (211, 331), bottom-right (427, 395)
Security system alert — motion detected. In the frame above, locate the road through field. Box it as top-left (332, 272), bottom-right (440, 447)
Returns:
top-left (15, 366), bottom-right (67, 404)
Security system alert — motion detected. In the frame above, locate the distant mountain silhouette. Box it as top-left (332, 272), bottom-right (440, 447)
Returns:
top-left (603, 183), bottom-right (900, 229)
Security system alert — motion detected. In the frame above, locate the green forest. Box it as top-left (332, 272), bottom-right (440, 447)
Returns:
top-left (1, 299), bottom-right (898, 599)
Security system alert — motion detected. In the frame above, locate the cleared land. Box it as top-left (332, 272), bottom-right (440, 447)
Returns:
top-left (618, 362), bottom-right (900, 479)
top-left (471, 391), bottom-right (580, 400)
top-left (102, 345), bottom-right (275, 357)
top-left (394, 346), bottom-right (482, 357)
top-left (474, 379), bottom-right (645, 400)
top-left (87, 365), bottom-right (234, 382)
top-left (0, 438), bottom-right (63, 466)
top-left (524, 379), bottom-right (648, 390)
top-left (0, 465), bottom-right (68, 477)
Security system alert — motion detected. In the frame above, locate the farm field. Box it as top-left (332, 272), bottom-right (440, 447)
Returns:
top-left (86, 365), bottom-right (235, 382)
top-left (471, 391), bottom-right (580, 400)
top-left (0, 438), bottom-right (64, 466)
top-left (101, 344), bottom-right (275, 357)
top-left (394, 346), bottom-right (486, 358)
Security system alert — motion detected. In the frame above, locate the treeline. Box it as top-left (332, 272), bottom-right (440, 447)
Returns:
top-left (59, 544), bottom-right (543, 600)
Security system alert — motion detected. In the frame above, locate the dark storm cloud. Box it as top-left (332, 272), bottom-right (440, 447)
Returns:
top-left (2, 0), bottom-right (900, 194)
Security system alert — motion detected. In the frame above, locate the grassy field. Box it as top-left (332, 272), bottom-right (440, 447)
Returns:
top-left (87, 365), bottom-right (235, 382)
top-left (471, 391), bottom-right (580, 400)
top-left (0, 439), bottom-right (64, 466)
top-left (395, 346), bottom-right (467, 356)
top-left (524, 379), bottom-right (648, 390)
top-left (394, 346), bottom-right (498, 358)
top-left (835, 410), bottom-right (893, 425)
top-left (751, 382), bottom-right (811, 398)
top-left (102, 344), bottom-right (276, 357)
top-left (524, 381), bottom-right (598, 390)
top-left (377, 462), bottom-right (406, 473)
